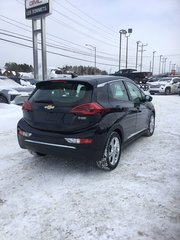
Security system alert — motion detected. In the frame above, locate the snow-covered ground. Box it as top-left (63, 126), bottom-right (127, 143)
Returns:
top-left (0, 95), bottom-right (180, 240)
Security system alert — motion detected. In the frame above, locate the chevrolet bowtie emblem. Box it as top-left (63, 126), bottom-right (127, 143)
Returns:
top-left (44, 105), bottom-right (55, 110)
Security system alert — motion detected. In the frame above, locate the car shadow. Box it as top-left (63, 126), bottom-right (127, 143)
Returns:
top-left (27, 152), bottom-right (102, 175)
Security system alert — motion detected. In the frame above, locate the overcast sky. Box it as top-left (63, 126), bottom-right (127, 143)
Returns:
top-left (0, 0), bottom-right (180, 74)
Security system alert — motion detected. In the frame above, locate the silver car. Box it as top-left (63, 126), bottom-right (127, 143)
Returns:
top-left (149, 77), bottom-right (180, 95)
top-left (0, 76), bottom-right (34, 103)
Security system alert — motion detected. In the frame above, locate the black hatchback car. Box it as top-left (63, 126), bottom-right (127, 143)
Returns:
top-left (17, 75), bottom-right (155, 170)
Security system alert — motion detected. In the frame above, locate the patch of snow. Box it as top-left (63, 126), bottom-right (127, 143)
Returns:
top-left (0, 96), bottom-right (180, 240)
top-left (0, 103), bottom-right (22, 132)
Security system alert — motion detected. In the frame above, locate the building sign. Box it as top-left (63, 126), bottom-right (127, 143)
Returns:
top-left (25, 0), bottom-right (52, 19)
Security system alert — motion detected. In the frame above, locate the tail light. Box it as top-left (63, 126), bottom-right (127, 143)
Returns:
top-left (70, 102), bottom-right (105, 116)
top-left (17, 128), bottom-right (32, 137)
top-left (65, 138), bottom-right (93, 144)
top-left (22, 101), bottom-right (32, 112)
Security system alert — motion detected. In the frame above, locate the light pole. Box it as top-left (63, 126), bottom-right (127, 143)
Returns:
top-left (152, 51), bottom-right (156, 75)
top-left (159, 55), bottom-right (163, 74)
top-left (118, 29), bottom-right (127, 70)
top-left (85, 44), bottom-right (96, 69)
top-left (136, 41), bottom-right (141, 70)
top-left (125, 28), bottom-right (132, 69)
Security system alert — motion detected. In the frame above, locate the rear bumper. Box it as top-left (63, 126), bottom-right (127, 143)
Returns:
top-left (17, 119), bottom-right (106, 161)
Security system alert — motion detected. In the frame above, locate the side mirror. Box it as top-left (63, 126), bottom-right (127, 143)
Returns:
top-left (145, 95), bottom-right (152, 102)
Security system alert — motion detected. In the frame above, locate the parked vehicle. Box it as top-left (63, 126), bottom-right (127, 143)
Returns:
top-left (149, 77), bottom-right (180, 95)
top-left (11, 93), bottom-right (30, 106)
top-left (112, 69), bottom-right (152, 84)
top-left (20, 78), bottom-right (39, 86)
top-left (10, 76), bottom-right (39, 86)
top-left (0, 76), bottom-right (34, 103)
top-left (17, 75), bottom-right (155, 170)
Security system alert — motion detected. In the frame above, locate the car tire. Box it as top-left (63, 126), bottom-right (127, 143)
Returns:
top-left (149, 92), bottom-right (155, 95)
top-left (96, 131), bottom-right (121, 170)
top-left (145, 113), bottom-right (155, 137)
top-left (165, 87), bottom-right (171, 95)
top-left (0, 95), bottom-right (8, 103)
top-left (28, 150), bottom-right (46, 156)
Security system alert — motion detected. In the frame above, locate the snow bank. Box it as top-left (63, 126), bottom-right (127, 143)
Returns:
top-left (0, 103), bottom-right (22, 132)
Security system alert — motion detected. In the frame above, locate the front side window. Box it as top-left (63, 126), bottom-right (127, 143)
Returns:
top-left (125, 82), bottom-right (143, 102)
top-left (108, 81), bottom-right (129, 101)
top-left (159, 78), bottom-right (171, 82)
top-left (173, 78), bottom-right (180, 83)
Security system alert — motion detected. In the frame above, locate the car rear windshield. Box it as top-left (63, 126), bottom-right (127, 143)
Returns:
top-left (29, 81), bottom-right (93, 105)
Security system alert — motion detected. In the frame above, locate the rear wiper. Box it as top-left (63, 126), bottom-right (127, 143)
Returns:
top-left (35, 100), bottom-right (54, 103)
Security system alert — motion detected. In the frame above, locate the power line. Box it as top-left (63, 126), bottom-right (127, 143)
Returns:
top-left (0, 37), bottom-right (119, 67)
top-left (0, 29), bottom-right (119, 62)
top-left (0, 16), bottom-right (30, 33)
top-left (0, 15), bottom-right (119, 57)
top-left (50, 16), bottom-right (118, 48)
top-left (54, 0), bottom-right (116, 38)
top-left (64, 0), bottom-right (117, 35)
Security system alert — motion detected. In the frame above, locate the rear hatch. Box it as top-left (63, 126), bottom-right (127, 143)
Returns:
top-left (22, 80), bottom-right (101, 133)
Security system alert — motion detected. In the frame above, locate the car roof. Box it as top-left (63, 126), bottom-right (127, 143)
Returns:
top-left (36, 75), bottom-right (133, 87)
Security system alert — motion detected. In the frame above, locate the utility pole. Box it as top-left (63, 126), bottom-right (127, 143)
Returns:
top-left (159, 55), bottom-right (163, 74)
top-left (161, 58), bottom-right (164, 74)
top-left (162, 57), bottom-right (167, 73)
top-left (152, 51), bottom-right (156, 75)
top-left (85, 44), bottom-right (96, 69)
top-left (136, 41), bottom-right (141, 70)
top-left (149, 61), bottom-right (152, 72)
top-left (164, 58), bottom-right (167, 73)
top-left (169, 61), bottom-right (171, 74)
top-left (140, 43), bottom-right (148, 72)
top-left (176, 65), bottom-right (179, 73)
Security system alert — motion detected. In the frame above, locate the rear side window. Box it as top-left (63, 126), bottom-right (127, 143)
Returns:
top-left (29, 81), bottom-right (92, 105)
top-left (108, 81), bottom-right (129, 101)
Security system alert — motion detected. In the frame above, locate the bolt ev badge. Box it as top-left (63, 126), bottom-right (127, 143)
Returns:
top-left (44, 105), bottom-right (55, 110)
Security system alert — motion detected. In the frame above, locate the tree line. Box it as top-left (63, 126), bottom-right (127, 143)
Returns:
top-left (0, 62), bottom-right (108, 77)
top-left (60, 65), bottom-right (107, 75)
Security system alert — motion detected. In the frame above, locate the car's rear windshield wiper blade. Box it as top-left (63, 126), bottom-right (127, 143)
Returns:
top-left (34, 100), bottom-right (54, 103)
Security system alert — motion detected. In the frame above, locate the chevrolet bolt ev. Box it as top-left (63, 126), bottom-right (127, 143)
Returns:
top-left (17, 76), bottom-right (155, 170)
